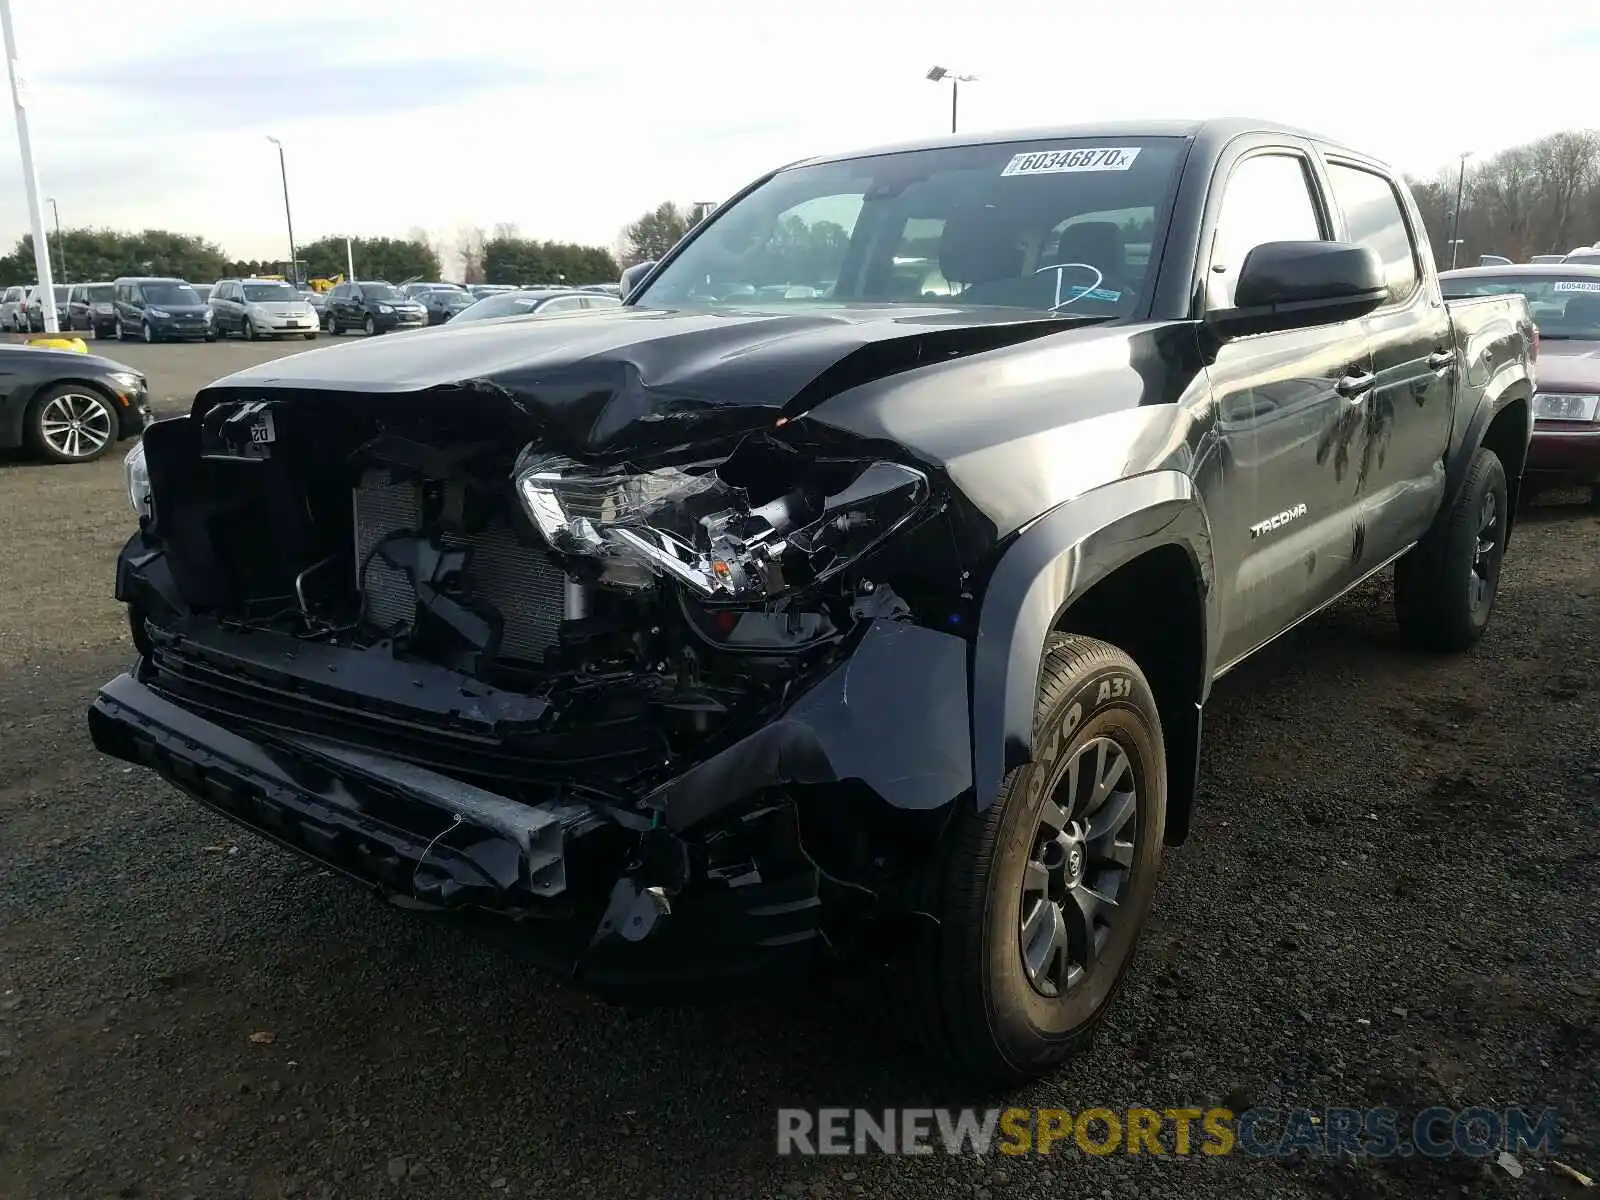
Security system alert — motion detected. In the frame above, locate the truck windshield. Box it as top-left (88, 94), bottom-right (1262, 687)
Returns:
top-left (1443, 273), bottom-right (1600, 339)
top-left (633, 136), bottom-right (1187, 318)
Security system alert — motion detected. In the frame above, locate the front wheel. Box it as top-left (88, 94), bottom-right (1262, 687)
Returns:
top-left (302, 332), bottom-right (317, 340)
top-left (25, 385), bottom-right (118, 463)
top-left (900, 633), bottom-right (1166, 1081)
top-left (242, 317), bottom-right (255, 341)
top-left (324, 312), bottom-right (339, 335)
top-left (364, 316), bottom-right (377, 336)
top-left (141, 321), bottom-right (155, 344)
top-left (1394, 446), bottom-right (1508, 652)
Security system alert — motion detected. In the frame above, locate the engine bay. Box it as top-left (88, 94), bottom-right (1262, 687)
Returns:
top-left (124, 389), bottom-right (961, 803)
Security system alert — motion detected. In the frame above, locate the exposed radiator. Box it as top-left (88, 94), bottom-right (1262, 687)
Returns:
top-left (352, 471), bottom-right (573, 662)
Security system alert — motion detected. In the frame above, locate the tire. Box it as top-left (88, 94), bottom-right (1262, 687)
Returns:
top-left (242, 317), bottom-right (255, 341)
top-left (325, 311), bottom-right (339, 335)
top-left (141, 321), bottom-right (155, 344)
top-left (1394, 446), bottom-right (1508, 652)
top-left (364, 316), bottom-right (377, 336)
top-left (302, 332), bottom-right (317, 340)
top-left (1589, 485), bottom-right (1600, 511)
top-left (898, 633), bottom-right (1167, 1081)
top-left (24, 384), bottom-right (118, 464)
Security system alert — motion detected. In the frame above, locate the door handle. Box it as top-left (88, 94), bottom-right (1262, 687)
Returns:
top-left (1426, 349), bottom-right (1456, 370)
top-left (1335, 370), bottom-right (1376, 399)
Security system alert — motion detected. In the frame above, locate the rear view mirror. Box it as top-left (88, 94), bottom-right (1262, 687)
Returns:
top-left (1208, 241), bottom-right (1387, 339)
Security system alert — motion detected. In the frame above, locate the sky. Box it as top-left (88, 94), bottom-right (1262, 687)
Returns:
top-left (2, 0), bottom-right (1598, 274)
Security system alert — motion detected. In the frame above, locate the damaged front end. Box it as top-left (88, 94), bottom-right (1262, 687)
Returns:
top-left (92, 385), bottom-right (976, 989)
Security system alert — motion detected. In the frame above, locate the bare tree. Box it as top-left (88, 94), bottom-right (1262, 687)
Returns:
top-left (492, 222), bottom-right (520, 241)
top-left (1532, 131), bottom-right (1600, 251)
top-left (455, 224), bottom-right (487, 284)
top-left (1473, 148), bottom-right (1540, 260)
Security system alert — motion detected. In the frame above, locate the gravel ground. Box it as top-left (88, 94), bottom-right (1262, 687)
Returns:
top-left (0, 361), bottom-right (1596, 1199)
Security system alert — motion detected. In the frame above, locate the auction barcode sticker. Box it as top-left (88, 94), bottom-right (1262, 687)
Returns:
top-left (1552, 280), bottom-right (1600, 293)
top-left (1002, 147), bottom-right (1141, 176)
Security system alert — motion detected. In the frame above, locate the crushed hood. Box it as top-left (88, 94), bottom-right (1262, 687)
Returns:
top-left (194, 302), bottom-right (1084, 460)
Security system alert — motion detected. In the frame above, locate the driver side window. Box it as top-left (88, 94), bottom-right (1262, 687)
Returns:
top-left (1207, 153), bottom-right (1325, 311)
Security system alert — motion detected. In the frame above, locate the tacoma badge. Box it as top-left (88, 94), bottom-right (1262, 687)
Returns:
top-left (1249, 502), bottom-right (1308, 539)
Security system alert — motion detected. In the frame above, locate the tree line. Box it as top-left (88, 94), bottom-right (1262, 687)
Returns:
top-left (0, 227), bottom-right (624, 289)
top-left (1405, 129), bottom-right (1600, 266)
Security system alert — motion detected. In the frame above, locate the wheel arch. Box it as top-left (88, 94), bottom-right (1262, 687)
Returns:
top-left (1446, 374), bottom-right (1532, 547)
top-left (970, 471), bottom-right (1217, 844)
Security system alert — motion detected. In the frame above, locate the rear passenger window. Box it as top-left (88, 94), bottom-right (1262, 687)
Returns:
top-left (1326, 162), bottom-right (1419, 305)
top-left (1207, 153), bottom-right (1325, 311)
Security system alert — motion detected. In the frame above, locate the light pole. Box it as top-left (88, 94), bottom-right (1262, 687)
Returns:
top-left (926, 65), bottom-right (976, 134)
top-left (1448, 150), bottom-right (1472, 270)
top-left (2, 0), bottom-right (59, 332)
top-left (46, 196), bottom-right (65, 283)
top-left (266, 136), bottom-right (299, 286)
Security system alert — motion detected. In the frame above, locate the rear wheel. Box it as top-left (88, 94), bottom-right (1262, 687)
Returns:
top-left (899, 633), bottom-right (1166, 1081)
top-left (1394, 446), bottom-right (1508, 652)
top-left (25, 385), bottom-right (118, 464)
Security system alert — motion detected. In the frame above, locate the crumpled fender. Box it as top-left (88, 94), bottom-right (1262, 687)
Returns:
top-left (969, 469), bottom-right (1216, 811)
top-left (645, 618), bottom-right (972, 830)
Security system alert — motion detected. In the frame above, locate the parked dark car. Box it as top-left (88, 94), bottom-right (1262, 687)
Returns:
top-left (418, 287), bottom-right (477, 324)
top-left (209, 278), bottom-right (320, 340)
top-left (322, 280), bottom-right (426, 335)
top-left (400, 282), bottom-right (463, 301)
top-left (447, 287), bottom-right (621, 324)
top-left (91, 119), bottom-right (1535, 1081)
top-left (467, 283), bottom-right (518, 299)
top-left (24, 284), bottom-right (71, 332)
top-left (0, 342), bottom-right (149, 462)
top-left (114, 277), bottom-right (214, 343)
top-left (1442, 263), bottom-right (1600, 505)
top-left (68, 282), bottom-right (119, 338)
top-left (1562, 247), bottom-right (1600, 266)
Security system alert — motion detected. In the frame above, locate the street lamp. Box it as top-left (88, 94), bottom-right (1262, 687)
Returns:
top-left (1448, 150), bottom-right (1472, 270)
top-left (266, 136), bottom-right (299, 286)
top-left (46, 196), bottom-right (65, 283)
top-left (2, 0), bottom-right (59, 332)
top-left (926, 65), bottom-right (976, 134)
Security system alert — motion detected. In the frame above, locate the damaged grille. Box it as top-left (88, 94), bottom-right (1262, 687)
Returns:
top-left (352, 470), bottom-right (570, 662)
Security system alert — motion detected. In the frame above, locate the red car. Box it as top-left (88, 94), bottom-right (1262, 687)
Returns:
top-left (1441, 264), bottom-right (1600, 506)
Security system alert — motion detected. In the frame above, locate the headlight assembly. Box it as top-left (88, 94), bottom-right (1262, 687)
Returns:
top-left (124, 440), bottom-right (152, 520)
top-left (513, 450), bottom-right (929, 601)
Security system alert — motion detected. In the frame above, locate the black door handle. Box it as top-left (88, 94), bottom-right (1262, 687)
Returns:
top-left (1426, 349), bottom-right (1455, 370)
top-left (1335, 370), bottom-right (1376, 398)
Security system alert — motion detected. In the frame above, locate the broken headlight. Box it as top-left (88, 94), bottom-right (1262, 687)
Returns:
top-left (513, 449), bottom-right (929, 601)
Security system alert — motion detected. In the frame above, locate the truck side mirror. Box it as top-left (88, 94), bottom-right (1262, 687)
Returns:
top-left (620, 261), bottom-right (656, 300)
top-left (1207, 241), bottom-right (1387, 339)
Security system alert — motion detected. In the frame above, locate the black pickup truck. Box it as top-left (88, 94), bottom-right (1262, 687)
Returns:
top-left (90, 119), bottom-right (1534, 1081)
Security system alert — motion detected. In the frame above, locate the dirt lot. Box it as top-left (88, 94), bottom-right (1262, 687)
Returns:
top-left (0, 350), bottom-right (1596, 1199)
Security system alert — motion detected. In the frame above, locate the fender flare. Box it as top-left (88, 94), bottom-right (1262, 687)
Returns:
top-left (1440, 365), bottom-right (1533, 542)
top-left (970, 470), bottom-right (1217, 810)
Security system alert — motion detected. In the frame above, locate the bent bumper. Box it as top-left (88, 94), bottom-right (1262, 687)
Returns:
top-left (87, 671), bottom-right (833, 990)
